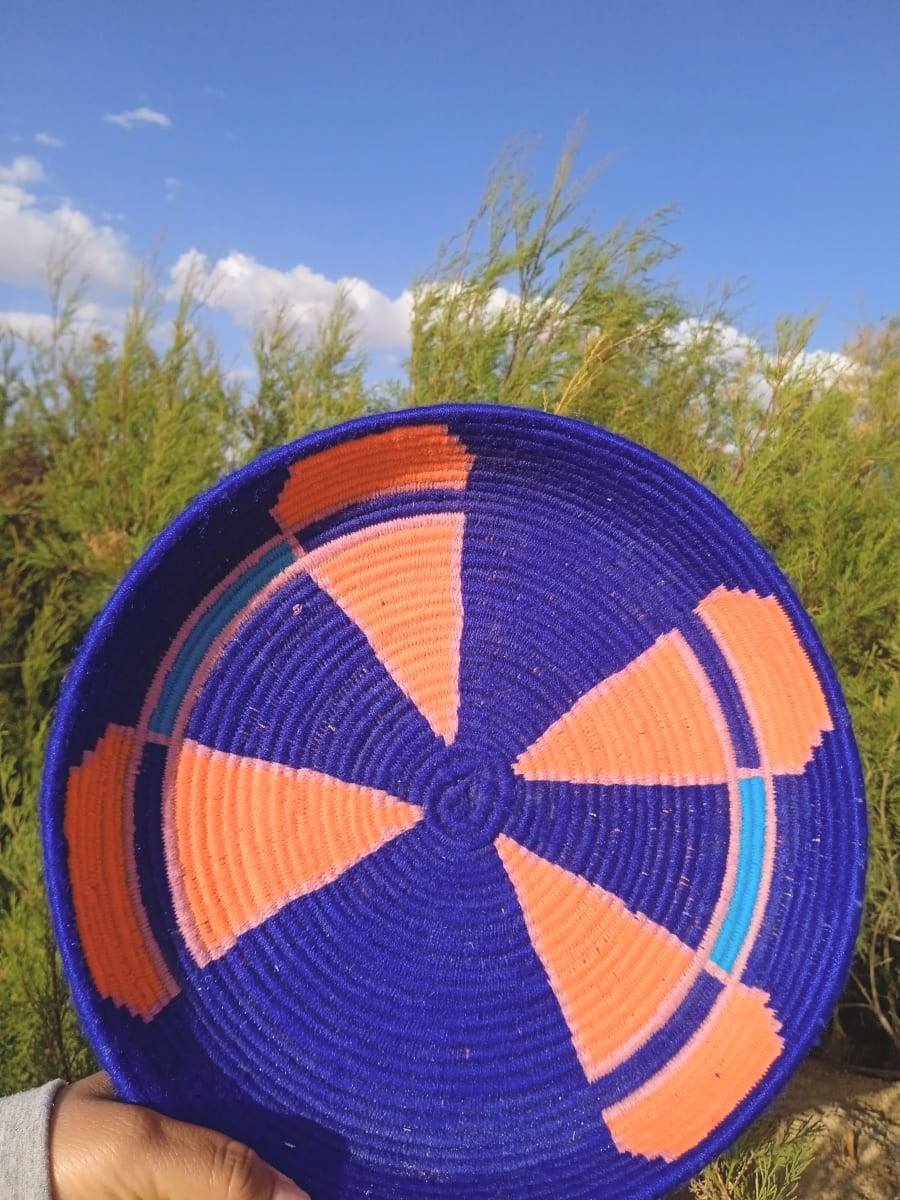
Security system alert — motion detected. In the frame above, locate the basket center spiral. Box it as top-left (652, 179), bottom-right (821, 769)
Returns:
top-left (413, 747), bottom-right (515, 851)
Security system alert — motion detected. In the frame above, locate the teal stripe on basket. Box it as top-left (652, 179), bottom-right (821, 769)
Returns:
top-left (149, 543), bottom-right (296, 736)
top-left (711, 776), bottom-right (767, 974)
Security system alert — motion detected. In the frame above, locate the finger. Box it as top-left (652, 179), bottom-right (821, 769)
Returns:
top-left (50, 1083), bottom-right (311, 1200)
top-left (146, 1113), bottom-right (312, 1200)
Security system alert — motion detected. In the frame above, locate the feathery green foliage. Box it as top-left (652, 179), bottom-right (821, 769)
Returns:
top-left (244, 288), bottom-right (374, 455)
top-left (688, 1115), bottom-right (823, 1200)
top-left (407, 132), bottom-right (682, 412)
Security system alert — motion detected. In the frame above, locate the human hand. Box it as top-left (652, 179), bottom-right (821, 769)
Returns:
top-left (50, 1073), bottom-right (311, 1200)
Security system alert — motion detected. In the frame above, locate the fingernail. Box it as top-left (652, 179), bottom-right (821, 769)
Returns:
top-left (273, 1170), bottom-right (312, 1200)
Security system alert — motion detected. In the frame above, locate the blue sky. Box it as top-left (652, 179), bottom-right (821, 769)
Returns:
top-left (1, 0), bottom-right (897, 371)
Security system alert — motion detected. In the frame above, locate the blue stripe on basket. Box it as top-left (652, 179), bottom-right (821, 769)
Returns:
top-left (593, 971), bottom-right (723, 1105)
top-left (182, 568), bottom-right (440, 789)
top-left (296, 489), bottom-right (467, 550)
top-left (681, 613), bottom-right (759, 770)
top-left (149, 542), bottom-right (296, 736)
top-left (711, 776), bottom-right (766, 973)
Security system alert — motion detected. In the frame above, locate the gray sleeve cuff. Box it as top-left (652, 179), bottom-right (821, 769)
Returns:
top-left (0, 1080), bottom-right (66, 1200)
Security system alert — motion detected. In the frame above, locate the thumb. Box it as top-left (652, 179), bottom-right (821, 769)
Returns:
top-left (136, 1112), bottom-right (312, 1200)
top-left (135, 1115), bottom-right (311, 1200)
top-left (50, 1073), bottom-right (312, 1200)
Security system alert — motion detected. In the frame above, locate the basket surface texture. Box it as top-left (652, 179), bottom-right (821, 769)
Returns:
top-left (43, 404), bottom-right (866, 1199)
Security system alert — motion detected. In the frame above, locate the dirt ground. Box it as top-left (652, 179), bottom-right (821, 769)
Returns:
top-left (667, 1058), bottom-right (900, 1200)
top-left (771, 1059), bottom-right (900, 1200)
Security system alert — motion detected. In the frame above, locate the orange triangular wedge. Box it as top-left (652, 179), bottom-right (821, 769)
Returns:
top-left (496, 835), bottom-right (695, 1081)
top-left (514, 631), bottom-right (729, 785)
top-left (306, 514), bottom-right (465, 743)
top-left (173, 740), bottom-right (423, 962)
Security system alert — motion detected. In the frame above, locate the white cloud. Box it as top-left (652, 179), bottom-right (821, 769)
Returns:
top-left (0, 157), bottom-right (132, 289)
top-left (167, 250), bottom-right (413, 351)
top-left (416, 278), bottom-right (553, 325)
top-left (0, 299), bottom-right (128, 342)
top-left (104, 106), bottom-right (172, 130)
top-left (670, 319), bottom-right (755, 360)
top-left (0, 156), bottom-right (45, 185)
top-left (226, 364), bottom-right (257, 389)
top-left (35, 132), bottom-right (65, 149)
top-left (785, 347), bottom-right (854, 385)
top-left (164, 176), bottom-right (181, 202)
top-left (670, 319), bottom-right (854, 388)
top-left (0, 310), bottom-right (57, 339)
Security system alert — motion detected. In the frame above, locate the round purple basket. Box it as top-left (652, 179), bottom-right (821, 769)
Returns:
top-left (43, 404), bottom-right (866, 1199)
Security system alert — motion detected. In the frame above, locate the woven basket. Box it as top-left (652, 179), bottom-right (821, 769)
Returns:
top-left (43, 405), bottom-right (866, 1199)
